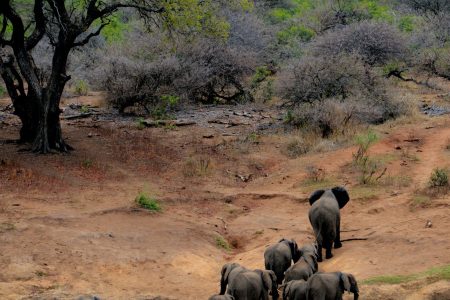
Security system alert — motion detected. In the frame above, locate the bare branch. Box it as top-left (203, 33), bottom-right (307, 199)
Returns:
top-left (0, 16), bottom-right (12, 46)
top-left (25, 0), bottom-right (46, 50)
top-left (73, 19), bottom-right (110, 47)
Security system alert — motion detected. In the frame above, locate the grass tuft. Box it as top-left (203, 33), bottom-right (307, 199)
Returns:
top-left (215, 235), bottom-right (231, 251)
top-left (135, 192), bottom-right (162, 212)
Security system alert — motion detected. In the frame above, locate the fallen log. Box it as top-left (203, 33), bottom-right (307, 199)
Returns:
top-left (208, 119), bottom-right (250, 126)
top-left (341, 238), bottom-right (369, 242)
top-left (61, 112), bottom-right (92, 120)
top-left (143, 119), bottom-right (196, 127)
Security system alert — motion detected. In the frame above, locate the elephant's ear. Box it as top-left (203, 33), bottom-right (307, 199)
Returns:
top-left (339, 272), bottom-right (351, 291)
top-left (282, 282), bottom-right (291, 300)
top-left (260, 271), bottom-right (272, 291)
top-left (332, 186), bottom-right (350, 209)
top-left (309, 189), bottom-right (325, 206)
top-left (290, 240), bottom-right (301, 263)
top-left (347, 273), bottom-right (359, 293)
top-left (221, 263), bottom-right (235, 284)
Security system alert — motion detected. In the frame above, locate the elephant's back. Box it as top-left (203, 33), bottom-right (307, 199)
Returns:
top-left (309, 197), bottom-right (339, 218)
top-left (265, 243), bottom-right (290, 263)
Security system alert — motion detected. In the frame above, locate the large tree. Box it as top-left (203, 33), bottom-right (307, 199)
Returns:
top-left (0, 0), bottom-right (248, 153)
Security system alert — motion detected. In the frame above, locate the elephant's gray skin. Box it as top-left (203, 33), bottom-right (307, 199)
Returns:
top-left (283, 246), bottom-right (318, 283)
top-left (282, 279), bottom-right (307, 300)
top-left (306, 272), bottom-right (359, 300)
top-left (220, 263), bottom-right (250, 294)
top-left (228, 269), bottom-right (278, 300)
top-left (209, 294), bottom-right (235, 300)
top-left (264, 238), bottom-right (301, 284)
top-left (308, 187), bottom-right (350, 262)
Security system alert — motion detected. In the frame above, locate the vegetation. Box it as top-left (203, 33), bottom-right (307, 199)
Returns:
top-left (352, 131), bottom-right (387, 184)
top-left (135, 192), bottom-right (162, 212)
top-left (429, 168), bottom-right (449, 187)
top-left (215, 235), bottom-right (231, 251)
top-left (363, 264), bottom-right (450, 285)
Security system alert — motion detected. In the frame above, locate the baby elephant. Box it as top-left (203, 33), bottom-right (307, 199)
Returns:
top-left (264, 238), bottom-right (301, 284)
top-left (228, 269), bottom-right (278, 300)
top-left (308, 186), bottom-right (350, 261)
top-left (209, 295), bottom-right (235, 300)
top-left (283, 244), bottom-right (318, 283)
top-left (220, 263), bottom-right (249, 294)
top-left (306, 272), bottom-right (359, 300)
top-left (282, 279), bottom-right (307, 300)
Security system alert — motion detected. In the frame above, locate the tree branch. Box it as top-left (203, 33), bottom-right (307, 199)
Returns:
top-left (25, 0), bottom-right (46, 50)
top-left (47, 0), bottom-right (71, 33)
top-left (0, 16), bottom-right (12, 46)
top-left (73, 20), bottom-right (110, 47)
top-left (84, 1), bottom-right (164, 28)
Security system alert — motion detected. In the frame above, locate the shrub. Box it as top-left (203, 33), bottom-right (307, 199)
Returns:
top-left (177, 38), bottom-right (255, 104)
top-left (182, 157), bottom-right (211, 177)
top-left (284, 138), bottom-right (312, 158)
top-left (352, 131), bottom-right (386, 184)
top-left (135, 192), bottom-right (162, 212)
top-left (429, 168), bottom-right (449, 187)
top-left (74, 79), bottom-right (88, 96)
top-left (310, 21), bottom-right (407, 66)
top-left (277, 54), bottom-right (380, 105)
top-left (136, 117), bottom-right (146, 130)
top-left (215, 235), bottom-right (231, 251)
top-left (305, 165), bottom-right (326, 182)
top-left (353, 130), bottom-right (379, 164)
top-left (284, 99), bottom-right (358, 138)
top-left (102, 54), bottom-right (182, 113)
top-left (101, 34), bottom-right (256, 112)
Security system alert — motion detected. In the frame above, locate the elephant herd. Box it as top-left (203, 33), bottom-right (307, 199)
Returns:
top-left (208, 187), bottom-right (360, 300)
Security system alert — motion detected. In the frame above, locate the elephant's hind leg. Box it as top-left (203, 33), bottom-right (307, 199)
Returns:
top-left (324, 239), bottom-right (333, 259)
top-left (317, 241), bottom-right (323, 262)
top-left (334, 217), bottom-right (342, 249)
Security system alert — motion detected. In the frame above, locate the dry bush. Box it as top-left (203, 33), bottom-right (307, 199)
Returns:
top-left (100, 31), bottom-right (256, 113)
top-left (284, 138), bottom-right (314, 158)
top-left (176, 39), bottom-right (256, 104)
top-left (310, 21), bottom-right (407, 66)
top-left (277, 54), bottom-right (383, 106)
top-left (102, 54), bottom-right (181, 113)
top-left (305, 165), bottom-right (326, 182)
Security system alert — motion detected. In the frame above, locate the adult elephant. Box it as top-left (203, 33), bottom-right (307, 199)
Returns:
top-left (220, 263), bottom-right (250, 294)
top-left (308, 187), bottom-right (350, 261)
top-left (306, 272), bottom-right (359, 300)
top-left (282, 279), bottom-right (307, 300)
top-left (228, 269), bottom-right (278, 300)
top-left (264, 238), bottom-right (301, 284)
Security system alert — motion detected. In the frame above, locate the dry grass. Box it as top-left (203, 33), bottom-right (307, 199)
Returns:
top-left (182, 156), bottom-right (213, 177)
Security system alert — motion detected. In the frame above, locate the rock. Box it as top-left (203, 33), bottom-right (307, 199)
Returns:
top-left (368, 207), bottom-right (385, 214)
top-left (425, 220), bottom-right (432, 228)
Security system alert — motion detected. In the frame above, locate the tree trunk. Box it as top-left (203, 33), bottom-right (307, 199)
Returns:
top-left (14, 95), bottom-right (39, 143)
top-left (31, 89), bottom-right (71, 153)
